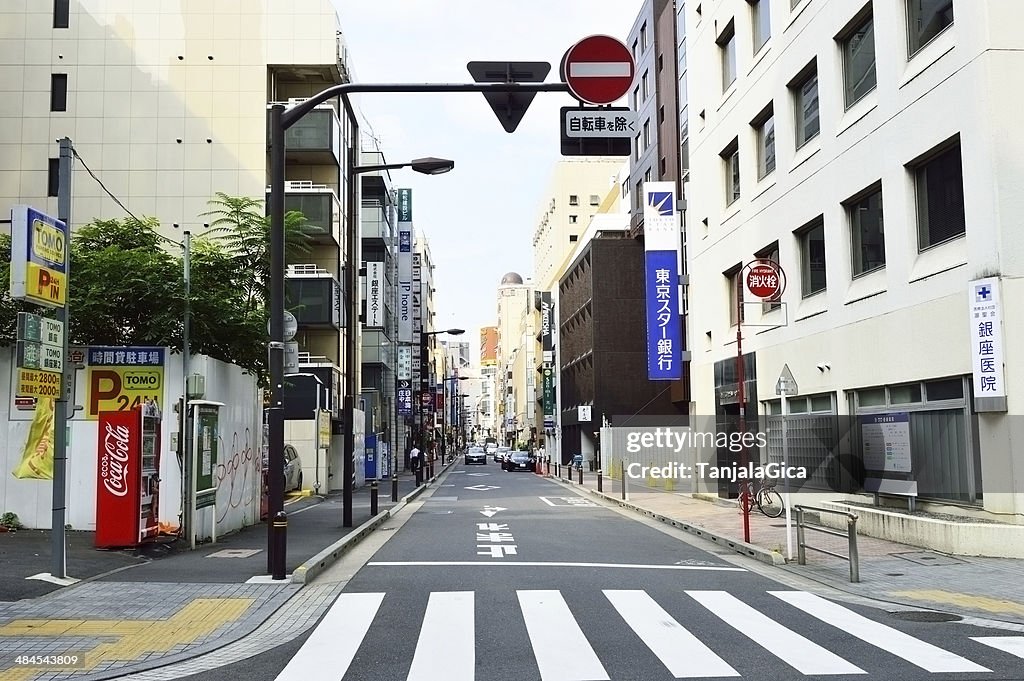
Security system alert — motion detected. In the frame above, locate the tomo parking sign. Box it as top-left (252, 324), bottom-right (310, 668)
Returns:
top-left (85, 347), bottom-right (165, 419)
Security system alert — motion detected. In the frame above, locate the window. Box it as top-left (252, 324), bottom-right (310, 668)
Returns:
top-left (913, 139), bottom-right (965, 250)
top-left (635, 180), bottom-right (643, 211)
top-left (752, 104), bottom-right (775, 178)
top-left (907, 0), bottom-right (954, 56)
top-left (791, 65), bottom-right (819, 147)
top-left (841, 12), bottom-right (877, 107)
top-left (53, 0), bottom-right (69, 28)
top-left (50, 74), bottom-right (68, 112)
top-left (589, 195), bottom-right (600, 206)
top-left (718, 21), bottom-right (737, 91)
top-left (846, 183), bottom-right (885, 276)
top-left (569, 234), bottom-right (579, 243)
top-left (721, 138), bottom-right (740, 206)
top-left (643, 119), bottom-right (650, 148)
top-left (726, 265), bottom-right (744, 326)
top-left (660, 157), bottom-right (667, 176)
top-left (798, 218), bottom-right (826, 297)
top-left (633, 85), bottom-right (640, 111)
top-left (634, 133), bottom-right (641, 160)
top-left (632, 39), bottom-right (639, 60)
top-left (641, 22), bottom-right (648, 52)
top-left (658, 53), bottom-right (664, 72)
top-left (791, 0), bottom-right (803, 8)
top-left (569, 215), bottom-right (578, 224)
top-left (644, 168), bottom-right (652, 182)
top-left (751, 0), bottom-right (771, 53)
top-left (47, 158), bottom-right (60, 197)
top-left (569, 194), bottom-right (578, 206)
top-left (642, 70), bottom-right (649, 101)
top-left (658, 105), bottom-right (664, 124)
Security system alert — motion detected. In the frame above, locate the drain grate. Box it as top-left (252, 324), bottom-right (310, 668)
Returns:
top-left (890, 611), bottom-right (962, 623)
top-left (892, 551), bottom-right (966, 566)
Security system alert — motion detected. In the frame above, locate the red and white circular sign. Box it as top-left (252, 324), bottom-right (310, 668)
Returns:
top-left (561, 35), bottom-right (635, 105)
top-left (745, 260), bottom-right (785, 300)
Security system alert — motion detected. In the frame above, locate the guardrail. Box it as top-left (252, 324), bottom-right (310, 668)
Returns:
top-left (794, 505), bottom-right (860, 583)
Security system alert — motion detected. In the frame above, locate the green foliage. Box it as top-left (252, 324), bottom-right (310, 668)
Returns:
top-left (0, 512), bottom-right (22, 529)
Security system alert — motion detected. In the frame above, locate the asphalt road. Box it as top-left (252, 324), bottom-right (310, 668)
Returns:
top-left (183, 463), bottom-right (1024, 680)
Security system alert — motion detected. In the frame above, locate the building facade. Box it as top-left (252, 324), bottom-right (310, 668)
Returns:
top-left (685, 0), bottom-right (1024, 517)
top-left (495, 273), bottom-right (532, 446)
top-left (478, 326), bottom-right (499, 437)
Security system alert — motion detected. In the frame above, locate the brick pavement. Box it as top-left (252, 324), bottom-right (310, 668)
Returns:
top-left (554, 468), bottom-right (1024, 627)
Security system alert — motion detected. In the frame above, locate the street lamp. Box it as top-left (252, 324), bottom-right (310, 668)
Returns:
top-left (418, 328), bottom-right (464, 481)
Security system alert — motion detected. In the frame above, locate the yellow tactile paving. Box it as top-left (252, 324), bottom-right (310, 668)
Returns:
top-left (892, 589), bottom-right (1024, 617)
top-left (0, 597), bottom-right (254, 681)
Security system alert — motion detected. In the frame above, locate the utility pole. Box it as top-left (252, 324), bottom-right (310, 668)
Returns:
top-left (182, 231), bottom-right (193, 548)
top-left (51, 137), bottom-right (73, 579)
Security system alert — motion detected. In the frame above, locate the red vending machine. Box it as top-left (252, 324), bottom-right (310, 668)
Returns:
top-left (95, 404), bottom-right (162, 548)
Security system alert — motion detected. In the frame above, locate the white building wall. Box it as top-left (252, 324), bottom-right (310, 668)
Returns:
top-left (685, 0), bottom-right (1024, 517)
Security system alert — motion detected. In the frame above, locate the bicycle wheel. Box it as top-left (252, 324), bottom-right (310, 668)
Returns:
top-left (757, 488), bottom-right (785, 518)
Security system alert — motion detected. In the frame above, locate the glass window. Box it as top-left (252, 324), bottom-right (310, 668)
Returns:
top-left (915, 142), bottom-right (966, 250)
top-left (54, 0), bottom-right (70, 28)
top-left (890, 383), bottom-right (922, 404)
top-left (766, 400), bottom-right (782, 415)
top-left (721, 140), bottom-right (740, 206)
top-left (50, 73), bottom-right (67, 112)
top-left (569, 215), bottom-right (578, 224)
top-left (752, 0), bottom-right (771, 53)
top-left (643, 119), bottom-right (651, 148)
top-left (848, 184), bottom-right (885, 276)
top-left (633, 85), bottom-right (640, 110)
top-left (720, 23), bottom-right (737, 91)
top-left (641, 22), bottom-right (648, 51)
top-left (642, 71), bottom-right (649, 101)
top-left (569, 195), bottom-right (578, 206)
top-left (793, 68), bottom-right (819, 147)
top-left (843, 14), bottom-right (877, 107)
top-left (47, 158), bottom-right (60, 197)
top-left (790, 399), bottom-right (809, 414)
top-left (907, 0), bottom-right (954, 56)
top-left (858, 388), bottom-right (886, 407)
top-left (926, 378), bottom-right (964, 401)
top-left (589, 194), bottom-right (600, 206)
top-left (756, 109), bottom-right (775, 178)
top-left (810, 394), bottom-right (833, 412)
top-left (727, 267), bottom-right (745, 326)
top-left (756, 242), bottom-right (781, 312)
top-left (799, 219), bottom-right (826, 297)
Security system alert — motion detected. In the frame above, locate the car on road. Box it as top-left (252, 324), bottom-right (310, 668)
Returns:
top-left (283, 444), bottom-right (303, 492)
top-left (494, 446), bottom-right (511, 463)
top-left (502, 451), bottom-right (535, 472)
top-left (465, 446), bottom-right (487, 465)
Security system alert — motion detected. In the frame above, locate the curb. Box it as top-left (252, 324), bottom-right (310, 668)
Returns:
top-left (548, 474), bottom-right (785, 566)
top-left (290, 476), bottom-right (438, 584)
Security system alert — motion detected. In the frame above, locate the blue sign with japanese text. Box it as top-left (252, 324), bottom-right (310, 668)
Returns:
top-left (397, 386), bottom-right (413, 415)
top-left (644, 250), bottom-right (682, 380)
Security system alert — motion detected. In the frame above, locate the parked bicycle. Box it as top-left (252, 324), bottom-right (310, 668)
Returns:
top-left (739, 476), bottom-right (785, 518)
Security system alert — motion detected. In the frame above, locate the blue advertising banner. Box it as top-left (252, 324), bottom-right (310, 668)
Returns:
top-left (644, 250), bottom-right (682, 380)
top-left (397, 380), bottom-right (413, 416)
top-left (364, 433), bottom-right (378, 479)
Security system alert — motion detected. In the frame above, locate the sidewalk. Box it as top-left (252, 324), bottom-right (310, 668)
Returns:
top-left (0, 468), bottom-right (432, 681)
top-left (554, 468), bottom-right (1024, 627)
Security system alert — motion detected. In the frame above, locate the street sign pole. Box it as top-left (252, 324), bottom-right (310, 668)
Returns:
top-left (776, 364), bottom-right (797, 561)
top-left (52, 137), bottom-right (72, 579)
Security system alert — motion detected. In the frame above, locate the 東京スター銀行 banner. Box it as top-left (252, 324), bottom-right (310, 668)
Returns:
top-left (642, 183), bottom-right (682, 381)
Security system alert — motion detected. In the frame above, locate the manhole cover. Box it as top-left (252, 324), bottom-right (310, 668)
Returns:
top-left (892, 551), bottom-right (966, 566)
top-left (890, 611), bottom-right (962, 622)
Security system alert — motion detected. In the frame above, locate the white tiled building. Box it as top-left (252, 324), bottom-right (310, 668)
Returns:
top-left (685, 0), bottom-right (1024, 520)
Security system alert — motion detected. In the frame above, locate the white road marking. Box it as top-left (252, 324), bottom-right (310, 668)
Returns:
top-left (539, 496), bottom-right (558, 506)
top-left (604, 590), bottom-right (739, 678)
top-left (772, 591), bottom-right (991, 673)
top-left (272, 592), bottom-right (383, 681)
top-left (407, 591), bottom-right (474, 681)
top-left (972, 636), bottom-right (1024, 659)
top-left (568, 62), bottom-right (632, 78)
top-left (518, 590), bottom-right (609, 681)
top-left (367, 561), bottom-right (744, 571)
top-left (686, 591), bottom-right (865, 675)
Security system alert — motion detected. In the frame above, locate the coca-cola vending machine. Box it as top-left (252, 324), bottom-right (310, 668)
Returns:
top-left (95, 404), bottom-right (162, 548)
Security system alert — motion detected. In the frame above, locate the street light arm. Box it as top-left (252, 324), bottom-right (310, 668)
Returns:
top-left (281, 81), bottom-right (571, 130)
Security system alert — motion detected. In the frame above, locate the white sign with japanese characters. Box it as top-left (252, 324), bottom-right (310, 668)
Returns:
top-left (969, 277), bottom-right (1005, 398)
top-left (563, 109), bottom-right (636, 138)
top-left (366, 261), bottom-right (384, 328)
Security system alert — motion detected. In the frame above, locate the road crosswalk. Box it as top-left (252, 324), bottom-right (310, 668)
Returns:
top-left (273, 589), bottom-right (1024, 680)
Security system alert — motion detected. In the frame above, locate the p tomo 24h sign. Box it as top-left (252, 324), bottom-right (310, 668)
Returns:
top-left (85, 347), bottom-right (165, 419)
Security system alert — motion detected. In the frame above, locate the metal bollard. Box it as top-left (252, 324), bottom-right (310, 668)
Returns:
top-left (415, 465), bottom-right (423, 487)
top-left (370, 480), bottom-right (379, 516)
top-left (392, 472), bottom-right (399, 502)
top-left (620, 460), bottom-right (627, 500)
top-left (555, 462), bottom-right (560, 478)
top-left (796, 506), bottom-right (806, 565)
top-left (597, 469), bottom-right (603, 493)
top-left (271, 511), bottom-right (287, 580)
top-left (848, 515), bottom-right (860, 583)
top-left (578, 467), bottom-right (583, 485)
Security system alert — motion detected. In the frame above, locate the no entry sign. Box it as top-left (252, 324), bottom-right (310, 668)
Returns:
top-left (745, 260), bottom-right (786, 300)
top-left (561, 35), bottom-right (635, 105)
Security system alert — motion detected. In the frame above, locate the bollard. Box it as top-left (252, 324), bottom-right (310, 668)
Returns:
top-left (271, 511), bottom-right (287, 580)
top-left (370, 480), bottom-right (379, 516)
top-left (620, 460), bottom-right (627, 500)
top-left (392, 472), bottom-right (399, 502)
top-left (415, 465), bottom-right (423, 487)
top-left (555, 462), bottom-right (560, 478)
top-left (578, 467), bottom-right (583, 485)
top-left (597, 469), bottom-right (603, 493)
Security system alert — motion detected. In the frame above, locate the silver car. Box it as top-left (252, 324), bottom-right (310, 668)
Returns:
top-left (283, 444), bottom-right (303, 492)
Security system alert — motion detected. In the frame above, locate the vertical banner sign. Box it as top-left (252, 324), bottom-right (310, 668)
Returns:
top-left (366, 261), bottom-right (384, 328)
top-left (642, 183), bottom-right (683, 380)
top-left (542, 366), bottom-right (555, 428)
top-left (85, 347), bottom-right (166, 420)
top-left (397, 189), bottom-right (414, 344)
top-left (10, 206), bottom-right (68, 309)
top-left (540, 291), bottom-right (555, 428)
top-left (397, 381), bottom-right (413, 415)
top-left (969, 277), bottom-right (1006, 397)
top-left (95, 408), bottom-right (142, 547)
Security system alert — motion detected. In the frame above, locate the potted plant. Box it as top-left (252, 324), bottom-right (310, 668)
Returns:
top-left (0, 512), bottom-right (23, 532)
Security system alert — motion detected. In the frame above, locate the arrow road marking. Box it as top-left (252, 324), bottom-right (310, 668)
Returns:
top-left (479, 506), bottom-right (507, 517)
top-left (569, 62), bottom-right (632, 78)
top-left (465, 485), bottom-right (499, 491)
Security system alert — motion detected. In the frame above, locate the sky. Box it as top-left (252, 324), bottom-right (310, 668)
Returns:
top-left (332, 0), bottom-right (643, 348)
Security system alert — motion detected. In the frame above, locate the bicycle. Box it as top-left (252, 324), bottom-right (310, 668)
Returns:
top-left (739, 477), bottom-right (785, 518)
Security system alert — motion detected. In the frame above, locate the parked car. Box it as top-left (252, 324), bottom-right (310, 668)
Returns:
top-left (465, 446), bottom-right (487, 465)
top-left (283, 444), bottom-right (303, 492)
top-left (503, 451), bottom-right (535, 472)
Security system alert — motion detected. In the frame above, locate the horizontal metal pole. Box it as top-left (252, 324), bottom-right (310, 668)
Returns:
top-left (799, 544), bottom-right (851, 561)
top-left (793, 504), bottom-right (858, 520)
top-left (800, 525), bottom-right (851, 540)
top-left (283, 81), bottom-right (571, 129)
